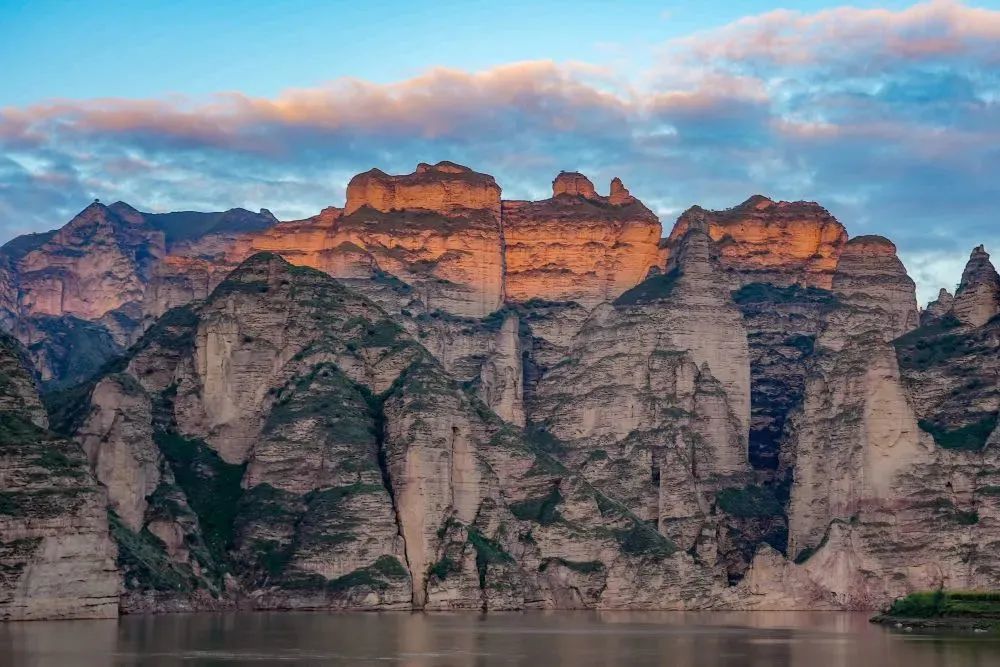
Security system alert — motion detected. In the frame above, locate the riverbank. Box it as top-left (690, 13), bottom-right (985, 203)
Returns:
top-left (871, 591), bottom-right (1000, 633)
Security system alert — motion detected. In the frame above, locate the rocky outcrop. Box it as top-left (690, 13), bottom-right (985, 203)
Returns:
top-left (14, 202), bottom-right (163, 322)
top-left (666, 196), bottom-right (848, 289)
top-left (951, 245), bottom-right (1000, 327)
top-left (503, 173), bottom-right (661, 306)
top-left (769, 241), bottom-right (999, 609)
top-left (8, 162), bottom-right (1000, 618)
top-left (921, 288), bottom-right (954, 325)
top-left (345, 161), bottom-right (502, 217)
top-left (0, 331), bottom-right (119, 620)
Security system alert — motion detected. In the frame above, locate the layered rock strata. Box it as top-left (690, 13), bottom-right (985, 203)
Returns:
top-left (0, 332), bottom-right (119, 620)
top-left (503, 173), bottom-right (662, 307)
top-left (665, 196), bottom-right (848, 289)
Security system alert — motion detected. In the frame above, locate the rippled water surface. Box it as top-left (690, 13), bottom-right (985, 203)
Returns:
top-left (3, 611), bottom-right (1000, 666)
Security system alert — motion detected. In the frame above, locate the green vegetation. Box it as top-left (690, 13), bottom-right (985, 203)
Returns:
top-left (892, 315), bottom-right (981, 372)
top-left (0, 487), bottom-right (85, 518)
top-left (428, 556), bottom-right (461, 581)
top-left (886, 590), bottom-right (1000, 619)
top-left (467, 527), bottom-right (514, 587)
top-left (614, 522), bottom-right (676, 558)
top-left (613, 269), bottom-right (680, 306)
top-left (539, 558), bottom-right (605, 574)
top-left (154, 431), bottom-right (246, 563)
top-left (109, 511), bottom-right (200, 592)
top-left (508, 485), bottom-right (562, 525)
top-left (327, 555), bottom-right (409, 593)
top-left (918, 415), bottom-right (998, 451)
top-left (716, 484), bottom-right (784, 517)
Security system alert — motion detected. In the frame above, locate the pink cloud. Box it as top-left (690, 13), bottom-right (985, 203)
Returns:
top-left (675, 0), bottom-right (1000, 66)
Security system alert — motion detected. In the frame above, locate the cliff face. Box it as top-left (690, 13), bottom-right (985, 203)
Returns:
top-left (50, 253), bottom-right (727, 614)
top-left (7, 162), bottom-right (1000, 619)
top-left (0, 332), bottom-right (119, 620)
top-left (14, 203), bottom-right (161, 322)
top-left (503, 173), bottom-right (662, 307)
top-left (666, 196), bottom-right (848, 289)
top-left (743, 241), bottom-right (1000, 609)
top-left (0, 204), bottom-right (277, 384)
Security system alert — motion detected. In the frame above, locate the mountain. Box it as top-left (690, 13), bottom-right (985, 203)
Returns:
top-left (1, 161), bottom-right (999, 618)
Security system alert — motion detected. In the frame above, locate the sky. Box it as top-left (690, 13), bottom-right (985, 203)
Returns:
top-left (2, 0), bottom-right (999, 304)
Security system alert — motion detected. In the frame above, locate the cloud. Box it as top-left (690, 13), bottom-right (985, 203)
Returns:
top-left (1, 2), bottom-right (998, 304)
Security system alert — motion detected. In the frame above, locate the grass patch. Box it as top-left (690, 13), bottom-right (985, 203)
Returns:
top-left (509, 485), bottom-right (562, 525)
top-left (732, 283), bottom-right (837, 306)
top-left (614, 269), bottom-right (680, 306)
top-left (716, 484), bottom-right (784, 517)
top-left (887, 590), bottom-right (1000, 618)
top-left (154, 431), bottom-right (246, 564)
top-left (918, 414), bottom-right (998, 451)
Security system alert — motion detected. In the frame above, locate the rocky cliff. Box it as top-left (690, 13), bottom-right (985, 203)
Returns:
top-left (4, 161), bottom-right (1000, 620)
top-left (503, 173), bottom-right (662, 306)
top-left (666, 196), bottom-right (848, 289)
top-left (0, 331), bottom-right (119, 620)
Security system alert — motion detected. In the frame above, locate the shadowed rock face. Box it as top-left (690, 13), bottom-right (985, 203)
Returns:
top-left (951, 245), bottom-right (1000, 327)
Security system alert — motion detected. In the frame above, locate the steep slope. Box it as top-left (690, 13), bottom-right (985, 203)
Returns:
top-left (0, 332), bottom-right (119, 620)
top-left (528, 215), bottom-right (763, 582)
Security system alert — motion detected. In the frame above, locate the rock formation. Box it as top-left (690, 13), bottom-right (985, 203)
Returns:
top-left (951, 245), bottom-right (1000, 327)
top-left (503, 173), bottom-right (661, 306)
top-left (666, 196), bottom-right (848, 289)
top-left (3, 161), bottom-right (1000, 620)
top-left (0, 332), bottom-right (119, 620)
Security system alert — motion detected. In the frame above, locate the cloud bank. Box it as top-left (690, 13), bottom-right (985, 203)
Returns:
top-left (1, 0), bottom-right (998, 304)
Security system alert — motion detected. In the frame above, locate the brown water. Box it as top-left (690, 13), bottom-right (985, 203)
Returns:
top-left (2, 611), bottom-right (999, 666)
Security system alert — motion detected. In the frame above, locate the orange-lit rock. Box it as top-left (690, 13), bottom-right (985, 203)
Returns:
top-left (503, 174), bottom-right (661, 306)
top-left (665, 195), bottom-right (848, 289)
top-left (551, 171), bottom-right (598, 199)
top-left (345, 161), bottom-right (502, 217)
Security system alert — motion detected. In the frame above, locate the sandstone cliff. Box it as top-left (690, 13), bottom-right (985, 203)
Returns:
top-left (5, 162), bottom-right (1000, 619)
top-left (50, 253), bottom-right (724, 613)
top-left (503, 173), bottom-right (661, 307)
top-left (665, 196), bottom-right (848, 289)
top-left (0, 331), bottom-right (119, 620)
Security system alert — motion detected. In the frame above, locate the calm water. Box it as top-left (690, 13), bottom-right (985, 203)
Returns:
top-left (2, 611), bottom-right (1000, 666)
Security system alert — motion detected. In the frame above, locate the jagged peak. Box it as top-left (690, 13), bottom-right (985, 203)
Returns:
top-left (735, 194), bottom-right (775, 211)
top-left (957, 244), bottom-right (1000, 294)
top-left (415, 160), bottom-right (474, 174)
top-left (345, 162), bottom-right (500, 215)
top-left (609, 177), bottom-right (633, 205)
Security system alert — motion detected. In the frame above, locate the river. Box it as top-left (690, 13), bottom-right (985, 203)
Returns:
top-left (3, 610), bottom-right (999, 666)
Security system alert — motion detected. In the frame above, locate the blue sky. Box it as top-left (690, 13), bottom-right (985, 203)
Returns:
top-left (2, 0), bottom-right (1000, 303)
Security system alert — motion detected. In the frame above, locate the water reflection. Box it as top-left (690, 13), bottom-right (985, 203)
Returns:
top-left (2, 611), bottom-right (999, 666)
